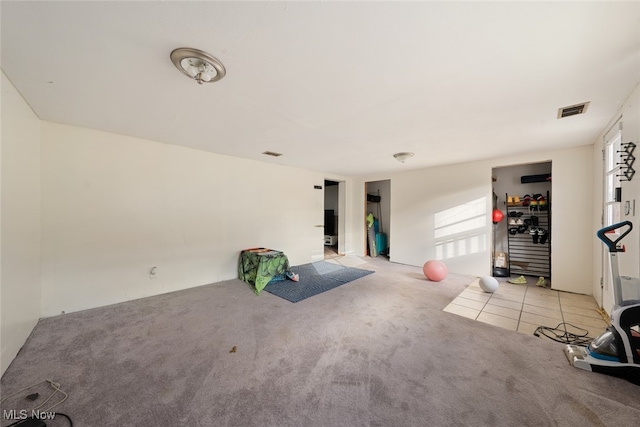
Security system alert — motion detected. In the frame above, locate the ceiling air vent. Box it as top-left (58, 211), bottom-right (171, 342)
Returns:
top-left (557, 102), bottom-right (590, 119)
top-left (262, 151), bottom-right (283, 157)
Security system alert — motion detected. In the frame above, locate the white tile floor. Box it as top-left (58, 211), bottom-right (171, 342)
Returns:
top-left (444, 277), bottom-right (609, 337)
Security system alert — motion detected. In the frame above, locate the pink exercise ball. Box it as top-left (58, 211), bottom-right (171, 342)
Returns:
top-left (423, 260), bottom-right (448, 282)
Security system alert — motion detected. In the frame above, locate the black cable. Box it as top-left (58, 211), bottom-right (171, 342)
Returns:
top-left (3, 412), bottom-right (72, 427)
top-left (533, 322), bottom-right (594, 346)
top-left (55, 413), bottom-right (73, 426)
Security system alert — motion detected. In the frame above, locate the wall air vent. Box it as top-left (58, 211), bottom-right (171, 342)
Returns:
top-left (262, 151), bottom-right (283, 157)
top-left (557, 102), bottom-right (590, 119)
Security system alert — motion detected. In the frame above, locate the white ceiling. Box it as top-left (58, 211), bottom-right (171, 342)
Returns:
top-left (2, 1), bottom-right (639, 177)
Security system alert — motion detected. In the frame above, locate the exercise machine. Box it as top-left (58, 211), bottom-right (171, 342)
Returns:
top-left (564, 221), bottom-right (640, 385)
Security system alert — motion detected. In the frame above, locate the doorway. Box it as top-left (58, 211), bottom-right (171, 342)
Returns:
top-left (491, 162), bottom-right (552, 283)
top-left (324, 180), bottom-right (340, 259)
top-left (365, 180), bottom-right (390, 259)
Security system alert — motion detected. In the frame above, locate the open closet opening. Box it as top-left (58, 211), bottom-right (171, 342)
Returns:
top-left (492, 162), bottom-right (552, 286)
top-left (365, 180), bottom-right (390, 259)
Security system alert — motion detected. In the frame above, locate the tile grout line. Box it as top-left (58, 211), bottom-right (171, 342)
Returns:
top-left (478, 283), bottom-right (525, 330)
top-left (516, 286), bottom-right (527, 331)
top-left (475, 288), bottom-right (494, 320)
top-left (445, 286), bottom-right (488, 320)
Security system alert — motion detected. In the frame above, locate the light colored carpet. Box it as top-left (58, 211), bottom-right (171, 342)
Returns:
top-left (1, 256), bottom-right (638, 426)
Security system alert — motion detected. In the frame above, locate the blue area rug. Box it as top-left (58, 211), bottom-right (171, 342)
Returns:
top-left (264, 261), bottom-right (374, 303)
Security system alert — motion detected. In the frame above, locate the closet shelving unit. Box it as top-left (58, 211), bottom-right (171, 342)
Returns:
top-left (505, 192), bottom-right (551, 278)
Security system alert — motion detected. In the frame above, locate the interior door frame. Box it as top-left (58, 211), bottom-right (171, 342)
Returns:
top-left (323, 179), bottom-right (346, 257)
top-left (601, 118), bottom-right (623, 309)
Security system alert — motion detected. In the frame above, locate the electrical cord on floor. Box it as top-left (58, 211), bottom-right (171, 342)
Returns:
top-left (5, 413), bottom-right (72, 427)
top-left (533, 322), bottom-right (594, 346)
top-left (1, 379), bottom-right (71, 427)
top-left (54, 413), bottom-right (73, 426)
top-left (0, 379), bottom-right (68, 412)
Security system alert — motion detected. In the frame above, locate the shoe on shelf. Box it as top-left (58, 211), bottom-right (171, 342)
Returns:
top-left (537, 196), bottom-right (547, 210)
top-left (538, 228), bottom-right (548, 244)
top-left (536, 277), bottom-right (546, 287)
top-left (508, 275), bottom-right (527, 285)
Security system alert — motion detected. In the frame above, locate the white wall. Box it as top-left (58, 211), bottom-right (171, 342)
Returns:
top-left (1, 71), bottom-right (42, 375)
top-left (40, 122), bottom-right (346, 316)
top-left (390, 160), bottom-right (494, 275)
top-left (339, 180), bottom-right (357, 256)
top-left (354, 145), bottom-right (594, 295)
top-left (593, 84), bottom-right (640, 313)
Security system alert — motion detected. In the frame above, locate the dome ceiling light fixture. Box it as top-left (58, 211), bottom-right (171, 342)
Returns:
top-left (170, 47), bottom-right (226, 85)
top-left (393, 152), bottom-right (414, 163)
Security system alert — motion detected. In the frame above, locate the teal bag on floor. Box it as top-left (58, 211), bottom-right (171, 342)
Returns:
top-left (376, 232), bottom-right (387, 254)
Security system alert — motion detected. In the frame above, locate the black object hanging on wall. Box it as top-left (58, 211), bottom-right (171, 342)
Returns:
top-left (618, 142), bottom-right (636, 182)
top-left (521, 174), bottom-right (551, 184)
top-left (367, 193), bottom-right (381, 203)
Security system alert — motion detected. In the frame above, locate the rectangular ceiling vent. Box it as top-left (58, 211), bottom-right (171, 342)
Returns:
top-left (262, 151), bottom-right (283, 157)
top-left (557, 101), bottom-right (590, 119)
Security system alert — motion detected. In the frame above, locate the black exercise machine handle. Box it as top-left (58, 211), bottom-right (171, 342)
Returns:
top-left (597, 221), bottom-right (633, 253)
